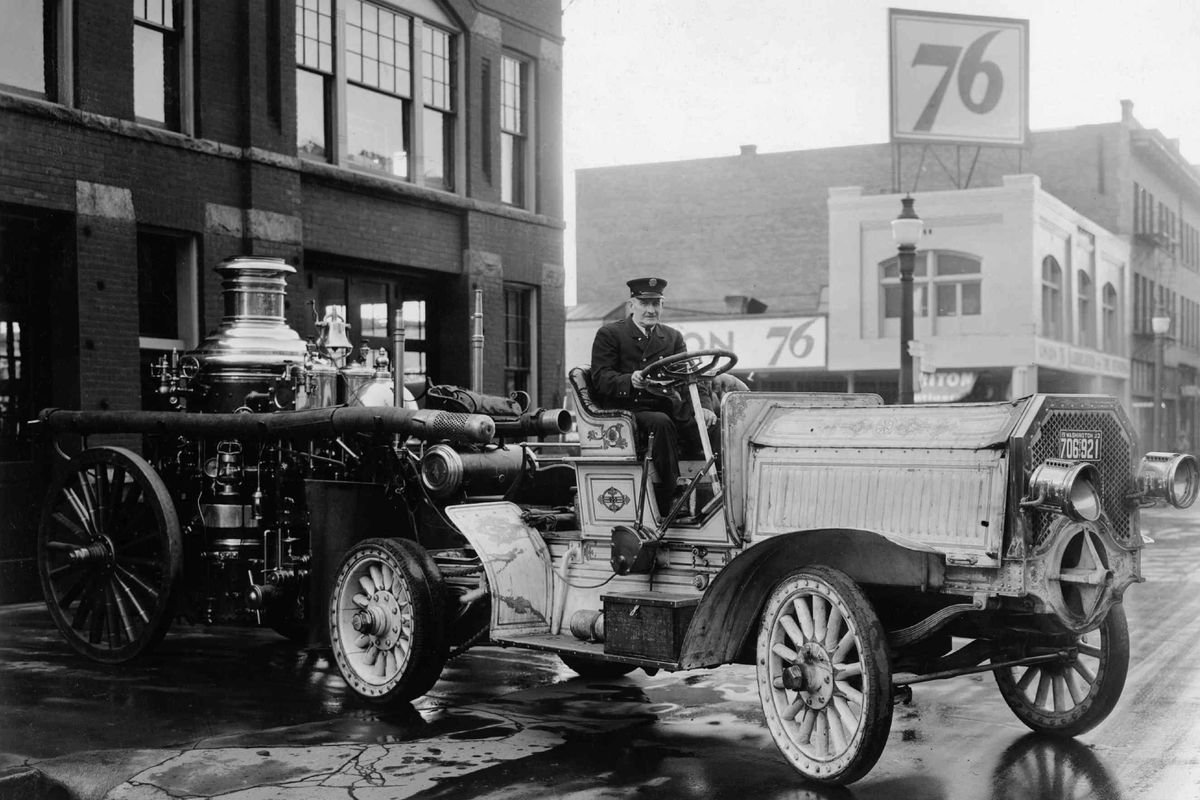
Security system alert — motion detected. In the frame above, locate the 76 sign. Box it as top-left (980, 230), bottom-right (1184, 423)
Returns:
top-left (889, 9), bottom-right (1028, 147)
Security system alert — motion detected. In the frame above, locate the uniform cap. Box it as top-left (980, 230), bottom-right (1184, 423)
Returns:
top-left (627, 277), bottom-right (667, 299)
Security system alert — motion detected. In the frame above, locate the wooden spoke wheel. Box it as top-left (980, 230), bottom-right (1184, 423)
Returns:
top-left (37, 447), bottom-right (181, 663)
top-left (994, 604), bottom-right (1129, 736)
top-left (329, 538), bottom-right (447, 703)
top-left (756, 566), bottom-right (893, 786)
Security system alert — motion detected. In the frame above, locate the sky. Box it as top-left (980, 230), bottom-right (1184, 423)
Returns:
top-left (558, 0), bottom-right (1200, 305)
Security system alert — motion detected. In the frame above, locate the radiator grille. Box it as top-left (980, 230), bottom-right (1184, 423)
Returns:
top-left (1028, 409), bottom-right (1133, 543)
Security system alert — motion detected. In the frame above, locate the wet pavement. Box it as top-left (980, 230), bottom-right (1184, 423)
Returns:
top-left (2, 505), bottom-right (1199, 799)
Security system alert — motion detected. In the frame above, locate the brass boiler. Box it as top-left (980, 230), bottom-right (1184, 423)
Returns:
top-left (187, 257), bottom-right (310, 413)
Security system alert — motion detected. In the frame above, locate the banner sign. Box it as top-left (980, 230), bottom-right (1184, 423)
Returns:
top-left (890, 9), bottom-right (1028, 146)
top-left (672, 316), bottom-right (827, 370)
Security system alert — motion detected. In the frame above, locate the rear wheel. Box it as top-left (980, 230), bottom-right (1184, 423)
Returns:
top-left (756, 566), bottom-right (893, 785)
top-left (993, 605), bottom-right (1129, 736)
top-left (329, 538), bottom-right (447, 703)
top-left (38, 447), bottom-right (181, 662)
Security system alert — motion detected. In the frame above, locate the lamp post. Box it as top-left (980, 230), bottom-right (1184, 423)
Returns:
top-left (891, 196), bottom-right (924, 405)
top-left (1151, 307), bottom-right (1171, 450)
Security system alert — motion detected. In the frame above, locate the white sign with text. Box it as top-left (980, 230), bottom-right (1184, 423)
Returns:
top-left (890, 9), bottom-right (1028, 146)
top-left (672, 316), bottom-right (827, 370)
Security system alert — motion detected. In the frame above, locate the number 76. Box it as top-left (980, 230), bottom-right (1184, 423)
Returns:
top-left (912, 30), bottom-right (1004, 131)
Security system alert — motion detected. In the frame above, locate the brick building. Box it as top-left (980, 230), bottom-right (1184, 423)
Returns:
top-left (571, 100), bottom-right (1200, 455)
top-left (0, 0), bottom-right (565, 602)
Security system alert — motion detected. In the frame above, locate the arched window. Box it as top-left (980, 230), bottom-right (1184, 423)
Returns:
top-left (1102, 282), bottom-right (1120, 353)
top-left (1042, 256), bottom-right (1064, 340)
top-left (1077, 271), bottom-right (1094, 347)
top-left (880, 251), bottom-right (981, 320)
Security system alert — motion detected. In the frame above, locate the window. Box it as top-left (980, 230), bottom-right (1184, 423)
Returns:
top-left (421, 25), bottom-right (454, 189)
top-left (344, 1), bottom-right (411, 177)
top-left (295, 0), bottom-right (332, 159)
top-left (1102, 282), bottom-right (1120, 353)
top-left (134, 0), bottom-right (190, 131)
top-left (0, 0), bottom-right (67, 101)
top-left (137, 230), bottom-right (197, 407)
top-left (311, 270), bottom-right (429, 386)
top-left (881, 251), bottom-right (981, 320)
top-left (1077, 271), bottom-right (1094, 348)
top-left (500, 54), bottom-right (527, 206)
top-left (295, 0), bottom-right (457, 190)
top-left (1041, 256), bottom-right (1064, 340)
top-left (504, 285), bottom-right (534, 397)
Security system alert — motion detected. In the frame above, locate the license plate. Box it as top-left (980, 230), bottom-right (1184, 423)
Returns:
top-left (1058, 430), bottom-right (1102, 461)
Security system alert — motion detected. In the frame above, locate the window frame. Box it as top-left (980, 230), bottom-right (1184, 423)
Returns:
top-left (503, 283), bottom-right (537, 400)
top-left (1041, 256), bottom-right (1064, 340)
top-left (136, 229), bottom-right (198, 353)
top-left (1101, 282), bottom-right (1120, 354)
top-left (0, 0), bottom-right (73, 104)
top-left (880, 250), bottom-right (982, 321)
top-left (500, 52), bottom-right (531, 208)
top-left (133, 0), bottom-right (194, 134)
top-left (295, 0), bottom-right (460, 192)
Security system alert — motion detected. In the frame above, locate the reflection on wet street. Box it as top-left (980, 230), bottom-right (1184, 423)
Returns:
top-left (1, 506), bottom-right (1198, 799)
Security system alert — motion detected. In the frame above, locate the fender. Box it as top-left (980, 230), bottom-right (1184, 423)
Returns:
top-left (677, 529), bottom-right (946, 669)
top-left (444, 502), bottom-right (553, 637)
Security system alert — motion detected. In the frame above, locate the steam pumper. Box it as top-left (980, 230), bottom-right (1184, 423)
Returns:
top-left (33, 256), bottom-right (568, 663)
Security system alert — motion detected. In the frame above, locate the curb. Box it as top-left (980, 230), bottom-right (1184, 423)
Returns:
top-left (0, 766), bottom-right (74, 800)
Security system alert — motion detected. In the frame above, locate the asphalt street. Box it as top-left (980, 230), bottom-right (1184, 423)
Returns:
top-left (1, 504), bottom-right (1197, 800)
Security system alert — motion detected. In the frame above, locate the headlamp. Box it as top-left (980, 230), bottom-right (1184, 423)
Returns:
top-left (1024, 459), bottom-right (1102, 522)
top-left (1136, 452), bottom-right (1199, 509)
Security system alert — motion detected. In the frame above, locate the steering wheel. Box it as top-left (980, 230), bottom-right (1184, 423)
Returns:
top-left (642, 348), bottom-right (738, 390)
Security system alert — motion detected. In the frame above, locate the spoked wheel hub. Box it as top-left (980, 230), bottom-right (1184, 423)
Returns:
top-left (351, 588), bottom-right (406, 652)
top-left (780, 643), bottom-right (835, 710)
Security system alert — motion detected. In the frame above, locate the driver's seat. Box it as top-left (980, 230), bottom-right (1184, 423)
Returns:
top-left (567, 366), bottom-right (638, 458)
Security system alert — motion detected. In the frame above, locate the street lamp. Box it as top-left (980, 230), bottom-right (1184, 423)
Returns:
top-left (1151, 307), bottom-right (1171, 450)
top-left (891, 195), bottom-right (924, 404)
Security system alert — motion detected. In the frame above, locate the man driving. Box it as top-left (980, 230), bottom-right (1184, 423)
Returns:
top-left (590, 277), bottom-right (715, 515)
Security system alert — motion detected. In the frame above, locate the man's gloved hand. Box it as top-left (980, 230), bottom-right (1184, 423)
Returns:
top-left (701, 408), bottom-right (717, 426)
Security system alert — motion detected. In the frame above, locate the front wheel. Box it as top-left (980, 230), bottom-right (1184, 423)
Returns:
top-left (993, 604), bottom-right (1129, 736)
top-left (329, 538), bottom-right (447, 703)
top-left (756, 566), bottom-right (893, 785)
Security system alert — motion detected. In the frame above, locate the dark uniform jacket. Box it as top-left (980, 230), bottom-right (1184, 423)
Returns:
top-left (590, 316), bottom-right (713, 415)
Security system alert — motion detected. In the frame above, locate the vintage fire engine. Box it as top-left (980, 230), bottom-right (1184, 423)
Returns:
top-left (32, 256), bottom-right (1198, 785)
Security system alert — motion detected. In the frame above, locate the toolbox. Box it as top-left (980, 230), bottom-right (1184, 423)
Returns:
top-left (601, 592), bottom-right (700, 661)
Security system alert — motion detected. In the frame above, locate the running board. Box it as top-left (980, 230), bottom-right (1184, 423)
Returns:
top-left (492, 632), bottom-right (682, 671)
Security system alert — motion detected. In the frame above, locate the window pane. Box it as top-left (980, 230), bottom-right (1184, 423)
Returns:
top-left (501, 55), bottom-right (522, 133)
top-left (134, 25), bottom-right (166, 123)
top-left (884, 285), bottom-right (901, 318)
top-left (962, 283), bottom-right (981, 315)
top-left (0, 0), bottom-right (47, 96)
top-left (296, 69), bottom-right (327, 159)
top-left (936, 284), bottom-right (957, 316)
top-left (501, 131), bottom-right (522, 205)
top-left (935, 253), bottom-right (980, 275)
top-left (346, 84), bottom-right (409, 177)
top-left (138, 233), bottom-right (181, 339)
top-left (359, 303), bottom-right (387, 337)
top-left (347, 0), bottom-right (410, 97)
top-left (422, 108), bottom-right (448, 189)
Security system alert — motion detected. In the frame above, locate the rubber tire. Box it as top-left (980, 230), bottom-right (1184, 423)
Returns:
top-left (756, 565), bottom-right (893, 786)
top-left (329, 537), bottom-right (447, 703)
top-left (994, 604), bottom-right (1129, 736)
top-left (559, 654), bottom-right (637, 679)
top-left (38, 447), bottom-right (182, 663)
